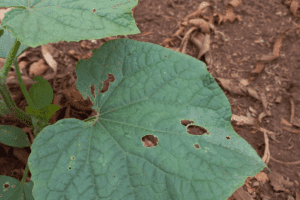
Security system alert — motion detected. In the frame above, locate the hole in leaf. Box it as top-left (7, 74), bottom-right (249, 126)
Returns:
top-left (68, 166), bottom-right (72, 170)
top-left (91, 84), bottom-right (95, 97)
top-left (181, 119), bottom-right (209, 135)
top-left (194, 144), bottom-right (200, 149)
top-left (93, 8), bottom-right (96, 13)
top-left (100, 74), bottom-right (115, 93)
top-left (181, 119), bottom-right (194, 126)
top-left (142, 135), bottom-right (158, 147)
top-left (187, 125), bottom-right (209, 135)
top-left (226, 136), bottom-right (231, 140)
top-left (3, 182), bottom-right (9, 189)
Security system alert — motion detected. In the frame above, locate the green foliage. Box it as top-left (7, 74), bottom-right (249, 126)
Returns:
top-left (0, 0), bottom-right (269, 200)
top-left (25, 104), bottom-right (60, 124)
top-left (0, 0), bottom-right (140, 47)
top-left (27, 76), bottom-right (54, 109)
top-left (28, 38), bottom-right (268, 200)
top-left (0, 125), bottom-right (31, 147)
top-left (24, 75), bottom-right (60, 123)
top-left (0, 176), bottom-right (34, 200)
top-left (0, 28), bottom-right (29, 58)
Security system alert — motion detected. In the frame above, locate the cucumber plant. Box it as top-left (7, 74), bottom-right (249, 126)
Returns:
top-left (0, 1), bottom-right (269, 200)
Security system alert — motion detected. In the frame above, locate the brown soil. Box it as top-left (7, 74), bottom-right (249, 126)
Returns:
top-left (1, 0), bottom-right (300, 199)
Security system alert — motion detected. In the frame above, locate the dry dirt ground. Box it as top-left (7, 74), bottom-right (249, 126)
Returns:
top-left (1, 0), bottom-right (300, 199)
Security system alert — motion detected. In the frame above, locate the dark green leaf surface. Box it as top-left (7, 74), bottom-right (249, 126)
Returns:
top-left (0, 176), bottom-right (34, 200)
top-left (28, 76), bottom-right (54, 110)
top-left (0, 125), bottom-right (31, 147)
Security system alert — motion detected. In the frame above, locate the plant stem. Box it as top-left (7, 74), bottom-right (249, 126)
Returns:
top-left (20, 164), bottom-right (30, 185)
top-left (0, 39), bottom-right (33, 127)
top-left (83, 115), bottom-right (97, 123)
top-left (13, 59), bottom-right (36, 109)
top-left (0, 38), bottom-right (21, 77)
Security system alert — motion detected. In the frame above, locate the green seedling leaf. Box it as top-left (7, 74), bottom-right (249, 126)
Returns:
top-left (0, 28), bottom-right (29, 58)
top-left (25, 104), bottom-right (60, 123)
top-left (28, 38), bottom-right (268, 200)
top-left (0, 125), bottom-right (30, 147)
top-left (0, 175), bottom-right (34, 200)
top-left (0, 0), bottom-right (140, 48)
top-left (28, 76), bottom-right (53, 110)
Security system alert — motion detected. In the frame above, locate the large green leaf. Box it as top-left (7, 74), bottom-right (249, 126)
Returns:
top-left (0, 0), bottom-right (140, 47)
top-left (28, 38), bottom-right (268, 200)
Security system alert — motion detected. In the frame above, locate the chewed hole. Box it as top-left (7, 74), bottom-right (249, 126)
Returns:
top-left (181, 119), bottom-right (194, 126)
top-left (100, 73), bottom-right (115, 93)
top-left (90, 73), bottom-right (115, 97)
top-left (142, 135), bottom-right (158, 148)
top-left (181, 119), bottom-right (209, 135)
top-left (91, 84), bottom-right (95, 97)
top-left (187, 125), bottom-right (209, 135)
top-left (3, 182), bottom-right (9, 189)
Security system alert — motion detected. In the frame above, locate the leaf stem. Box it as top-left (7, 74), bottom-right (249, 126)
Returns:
top-left (83, 116), bottom-right (97, 123)
top-left (0, 39), bottom-right (33, 127)
top-left (0, 38), bottom-right (20, 77)
top-left (13, 59), bottom-right (36, 109)
top-left (20, 164), bottom-right (30, 185)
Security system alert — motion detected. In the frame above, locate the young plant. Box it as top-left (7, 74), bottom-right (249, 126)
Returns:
top-left (0, 1), bottom-right (269, 200)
